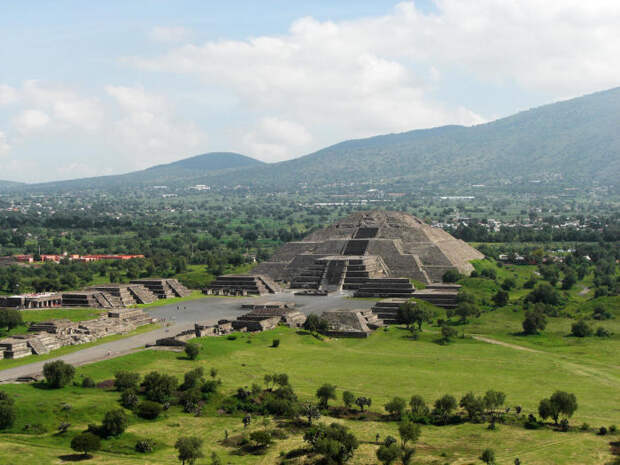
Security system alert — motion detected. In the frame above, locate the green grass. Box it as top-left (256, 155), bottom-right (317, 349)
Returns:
top-left (0, 321), bottom-right (617, 465)
top-left (133, 290), bottom-right (206, 309)
top-left (0, 323), bottom-right (160, 371)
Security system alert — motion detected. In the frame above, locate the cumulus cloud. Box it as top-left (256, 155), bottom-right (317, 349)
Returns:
top-left (13, 109), bottom-right (51, 133)
top-left (243, 117), bottom-right (313, 162)
top-left (0, 85), bottom-right (19, 105)
top-left (0, 131), bottom-right (10, 157)
top-left (105, 85), bottom-right (207, 168)
top-left (129, 0), bottom-right (620, 159)
top-left (149, 26), bottom-right (190, 43)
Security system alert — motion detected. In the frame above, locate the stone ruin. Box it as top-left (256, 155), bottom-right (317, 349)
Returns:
top-left (319, 309), bottom-right (383, 338)
top-left (253, 210), bottom-right (483, 291)
top-left (203, 274), bottom-right (280, 296)
top-left (130, 278), bottom-right (191, 299)
top-left (0, 309), bottom-right (155, 359)
top-left (0, 293), bottom-right (62, 309)
top-left (86, 284), bottom-right (158, 306)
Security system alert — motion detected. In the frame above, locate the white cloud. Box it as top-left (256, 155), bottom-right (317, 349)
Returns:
top-left (0, 85), bottom-right (19, 105)
top-left (149, 26), bottom-right (190, 43)
top-left (129, 0), bottom-right (620, 159)
top-left (0, 131), bottom-right (10, 157)
top-left (243, 117), bottom-right (312, 162)
top-left (105, 85), bottom-right (207, 169)
top-left (22, 80), bottom-right (103, 131)
top-left (13, 109), bottom-right (51, 133)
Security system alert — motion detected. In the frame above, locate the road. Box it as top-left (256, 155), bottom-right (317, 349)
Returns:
top-left (0, 292), bottom-right (371, 382)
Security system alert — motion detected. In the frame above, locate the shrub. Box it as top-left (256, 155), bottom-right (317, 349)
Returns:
top-left (181, 368), bottom-right (205, 391)
top-left (596, 327), bottom-right (611, 337)
top-left (179, 388), bottom-right (202, 413)
top-left (250, 430), bottom-right (272, 448)
top-left (480, 448), bottom-right (495, 464)
top-left (522, 309), bottom-right (547, 335)
top-left (175, 436), bottom-right (204, 465)
top-left (114, 371), bottom-right (140, 391)
top-left (492, 290), bottom-right (509, 307)
top-left (610, 425), bottom-right (617, 433)
top-left (580, 422), bottom-right (589, 431)
top-left (101, 409), bottom-right (128, 437)
top-left (135, 438), bottom-right (156, 453)
top-left (71, 432), bottom-right (101, 456)
top-left (142, 371), bottom-right (178, 403)
top-left (376, 443), bottom-right (401, 465)
top-left (43, 360), bottom-right (75, 388)
top-left (271, 338), bottom-right (280, 348)
top-left (342, 391), bottom-right (355, 409)
top-left (0, 401), bottom-right (16, 430)
top-left (137, 401), bottom-right (163, 420)
top-left (480, 268), bottom-right (497, 280)
top-left (571, 320), bottom-right (592, 337)
top-left (384, 397), bottom-right (407, 419)
top-left (81, 377), bottom-right (96, 388)
top-left (303, 314), bottom-right (329, 333)
top-left (120, 388), bottom-right (139, 409)
top-left (442, 269), bottom-right (463, 283)
top-left (0, 309), bottom-right (23, 331)
top-left (184, 343), bottom-right (200, 360)
top-left (599, 426), bottom-right (608, 435)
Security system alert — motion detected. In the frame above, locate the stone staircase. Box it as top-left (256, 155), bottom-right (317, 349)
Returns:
top-left (343, 239), bottom-right (370, 256)
top-left (205, 275), bottom-right (277, 295)
top-left (370, 298), bottom-right (408, 324)
top-left (411, 284), bottom-right (460, 309)
top-left (26, 336), bottom-right (49, 355)
top-left (130, 279), bottom-right (176, 299)
top-left (354, 227), bottom-right (380, 239)
top-left (166, 279), bottom-right (192, 297)
top-left (291, 264), bottom-right (327, 289)
top-left (128, 285), bottom-right (158, 304)
top-left (354, 278), bottom-right (416, 298)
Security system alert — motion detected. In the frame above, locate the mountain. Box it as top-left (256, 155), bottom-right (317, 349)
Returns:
top-left (192, 86), bottom-right (620, 190)
top-left (5, 87), bottom-right (620, 193)
top-left (28, 152), bottom-right (264, 191)
top-left (0, 180), bottom-right (25, 192)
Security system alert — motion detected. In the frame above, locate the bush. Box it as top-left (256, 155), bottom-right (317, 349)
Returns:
top-left (181, 368), bottom-right (205, 391)
top-left (71, 432), bottom-right (101, 456)
top-left (102, 409), bottom-right (128, 437)
top-left (43, 360), bottom-right (75, 388)
top-left (522, 309), bottom-right (547, 335)
top-left (571, 320), bottom-right (592, 337)
top-left (0, 401), bottom-right (16, 430)
top-left (137, 401), bottom-right (163, 420)
top-left (135, 438), bottom-right (156, 453)
top-left (271, 338), bottom-right (280, 348)
top-left (142, 371), bottom-right (178, 403)
top-left (120, 388), bottom-right (139, 409)
top-left (480, 268), bottom-right (497, 280)
top-left (303, 314), bottom-right (329, 333)
top-left (81, 377), bottom-right (96, 388)
top-left (0, 309), bottom-right (23, 331)
top-left (596, 327), bottom-right (611, 337)
top-left (442, 269), bottom-right (463, 283)
top-left (184, 343), bottom-right (200, 360)
top-left (114, 371), bottom-right (140, 391)
top-left (599, 426), bottom-right (608, 435)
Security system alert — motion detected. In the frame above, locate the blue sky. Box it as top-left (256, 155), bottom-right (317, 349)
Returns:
top-left (1, 1), bottom-right (618, 182)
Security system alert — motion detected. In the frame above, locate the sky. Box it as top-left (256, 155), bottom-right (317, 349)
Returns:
top-left (1, 0), bottom-right (619, 183)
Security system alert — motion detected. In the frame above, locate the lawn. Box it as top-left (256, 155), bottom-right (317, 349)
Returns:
top-left (0, 322), bottom-right (617, 465)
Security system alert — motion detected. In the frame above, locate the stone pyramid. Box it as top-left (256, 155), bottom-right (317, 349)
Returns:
top-left (253, 210), bottom-right (483, 284)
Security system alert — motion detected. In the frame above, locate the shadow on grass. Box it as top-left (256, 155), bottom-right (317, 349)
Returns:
top-left (58, 453), bottom-right (92, 462)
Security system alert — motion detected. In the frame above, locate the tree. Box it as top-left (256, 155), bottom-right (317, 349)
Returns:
top-left (342, 391), bottom-right (355, 410)
top-left (480, 448), bottom-right (496, 464)
top-left (376, 444), bottom-right (401, 465)
top-left (501, 278), bottom-right (516, 291)
top-left (538, 391), bottom-right (578, 425)
top-left (483, 390), bottom-right (506, 415)
top-left (443, 269), bottom-right (463, 283)
top-left (304, 314), bottom-right (329, 333)
top-left (71, 432), bottom-right (101, 457)
top-left (137, 400), bottom-right (163, 420)
top-left (184, 343), bottom-right (200, 360)
top-left (316, 383), bottom-right (337, 409)
top-left (571, 320), bottom-right (592, 337)
top-left (43, 360), bottom-right (75, 388)
top-left (409, 395), bottom-right (429, 418)
top-left (440, 325), bottom-right (458, 344)
top-left (102, 409), bottom-right (128, 437)
top-left (114, 371), bottom-right (140, 391)
top-left (433, 394), bottom-right (457, 425)
top-left (526, 283), bottom-right (560, 306)
top-left (460, 392), bottom-right (485, 421)
top-left (455, 302), bottom-right (478, 323)
top-left (355, 396), bottom-right (372, 412)
top-left (0, 401), bottom-right (16, 430)
top-left (384, 396), bottom-right (407, 420)
top-left (120, 388), bottom-right (139, 409)
top-left (304, 423), bottom-right (359, 464)
top-left (250, 430), bottom-right (272, 448)
top-left (302, 402), bottom-right (321, 425)
top-left (398, 302), bottom-right (417, 328)
top-left (142, 371), bottom-right (178, 403)
top-left (561, 271), bottom-right (577, 290)
top-left (522, 309), bottom-right (547, 335)
top-left (175, 436), bottom-right (204, 465)
top-left (181, 367), bottom-right (205, 391)
top-left (492, 289), bottom-right (509, 307)
top-left (0, 309), bottom-right (23, 332)
top-left (398, 420), bottom-right (421, 447)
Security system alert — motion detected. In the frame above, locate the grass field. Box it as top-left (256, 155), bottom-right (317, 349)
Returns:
top-left (0, 319), bottom-right (617, 465)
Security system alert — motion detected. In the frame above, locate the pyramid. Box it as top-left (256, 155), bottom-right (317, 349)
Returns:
top-left (253, 210), bottom-right (483, 285)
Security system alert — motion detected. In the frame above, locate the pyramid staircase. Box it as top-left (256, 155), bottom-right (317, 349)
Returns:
top-left (354, 278), bottom-right (415, 298)
top-left (370, 298), bottom-right (409, 324)
top-left (343, 239), bottom-right (369, 256)
top-left (291, 263), bottom-right (327, 289)
top-left (166, 279), bottom-right (192, 297)
top-left (205, 275), bottom-right (277, 295)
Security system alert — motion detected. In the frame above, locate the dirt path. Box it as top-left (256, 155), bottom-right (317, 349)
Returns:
top-left (578, 285), bottom-right (590, 296)
top-left (470, 335), bottom-right (541, 353)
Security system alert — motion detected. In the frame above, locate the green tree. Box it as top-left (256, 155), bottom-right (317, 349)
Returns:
top-left (398, 420), bottom-right (421, 447)
top-left (480, 448), bottom-right (496, 464)
top-left (137, 401), bottom-right (163, 420)
top-left (0, 309), bottom-right (23, 332)
top-left (249, 430), bottom-right (272, 448)
top-left (184, 343), bottom-right (200, 360)
top-left (114, 371), bottom-right (140, 391)
top-left (43, 360), bottom-right (75, 388)
top-left (538, 391), bottom-right (578, 425)
top-left (376, 444), bottom-right (401, 465)
top-left (0, 401), bottom-right (16, 430)
top-left (175, 436), bottom-right (204, 465)
top-left (316, 383), bottom-right (337, 409)
top-left (71, 432), bottom-right (101, 457)
top-left (142, 371), bottom-right (178, 403)
top-left (460, 392), bottom-right (485, 421)
top-left (304, 314), bottom-right (329, 333)
top-left (433, 394), bottom-right (457, 425)
top-left (440, 325), bottom-right (458, 344)
top-left (571, 320), bottom-right (593, 337)
top-left (409, 395), bottom-right (429, 418)
top-left (301, 402), bottom-right (321, 425)
top-left (522, 309), bottom-right (547, 335)
top-left (342, 391), bottom-right (355, 410)
top-left (492, 289), bottom-right (509, 307)
top-left (384, 396), bottom-right (407, 420)
top-left (102, 409), bottom-right (128, 437)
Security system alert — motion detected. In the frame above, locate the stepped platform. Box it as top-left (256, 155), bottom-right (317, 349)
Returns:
top-left (231, 316), bottom-right (281, 332)
top-left (0, 337), bottom-right (32, 359)
top-left (237, 306), bottom-right (306, 328)
top-left (320, 309), bottom-right (374, 338)
top-left (411, 288), bottom-right (459, 309)
top-left (370, 298), bottom-right (409, 324)
top-left (61, 290), bottom-right (119, 308)
top-left (87, 284), bottom-right (158, 306)
top-left (131, 279), bottom-right (191, 299)
top-left (354, 278), bottom-right (415, 298)
top-left (204, 275), bottom-right (278, 296)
